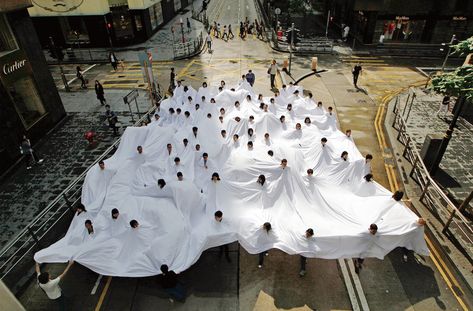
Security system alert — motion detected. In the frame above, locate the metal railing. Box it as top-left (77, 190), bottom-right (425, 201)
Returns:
top-left (172, 31), bottom-right (204, 60)
top-left (0, 94), bottom-right (161, 294)
top-left (390, 94), bottom-right (473, 259)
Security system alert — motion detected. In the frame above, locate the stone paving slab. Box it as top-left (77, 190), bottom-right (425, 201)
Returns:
top-left (397, 88), bottom-right (473, 210)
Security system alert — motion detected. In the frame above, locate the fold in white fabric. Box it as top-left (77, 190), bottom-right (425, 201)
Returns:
top-left (34, 83), bottom-right (429, 276)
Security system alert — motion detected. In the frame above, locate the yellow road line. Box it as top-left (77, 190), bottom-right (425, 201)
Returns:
top-left (178, 59), bottom-right (196, 79)
top-left (94, 276), bottom-right (112, 311)
top-left (375, 87), bottom-right (469, 310)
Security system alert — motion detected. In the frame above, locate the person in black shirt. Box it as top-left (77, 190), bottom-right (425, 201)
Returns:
top-left (170, 68), bottom-right (176, 91)
top-left (352, 63), bottom-right (362, 87)
top-left (160, 264), bottom-right (185, 302)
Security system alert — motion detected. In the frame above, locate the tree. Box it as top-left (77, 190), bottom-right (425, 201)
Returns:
top-left (431, 37), bottom-right (473, 100)
top-left (451, 36), bottom-right (473, 56)
top-left (430, 65), bottom-right (473, 101)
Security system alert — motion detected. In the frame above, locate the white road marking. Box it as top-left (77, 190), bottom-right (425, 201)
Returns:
top-left (338, 259), bottom-right (360, 311)
top-left (90, 274), bottom-right (103, 295)
top-left (64, 63), bottom-right (98, 88)
top-left (347, 259), bottom-right (370, 311)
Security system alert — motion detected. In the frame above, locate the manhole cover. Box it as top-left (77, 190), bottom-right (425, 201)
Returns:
top-left (138, 84), bottom-right (145, 87)
top-left (118, 75), bottom-right (126, 78)
top-left (190, 74), bottom-right (195, 76)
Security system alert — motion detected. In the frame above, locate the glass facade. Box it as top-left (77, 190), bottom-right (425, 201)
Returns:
top-left (0, 14), bottom-right (18, 57)
top-left (375, 18), bottom-right (426, 43)
top-left (8, 76), bottom-right (46, 128)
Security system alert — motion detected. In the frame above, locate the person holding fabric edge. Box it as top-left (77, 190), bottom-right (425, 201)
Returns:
top-left (36, 260), bottom-right (74, 311)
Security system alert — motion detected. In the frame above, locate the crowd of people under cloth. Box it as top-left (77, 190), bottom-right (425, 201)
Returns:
top-left (34, 70), bottom-right (427, 307)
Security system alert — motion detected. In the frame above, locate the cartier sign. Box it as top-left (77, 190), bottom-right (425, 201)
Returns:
top-left (2, 59), bottom-right (27, 75)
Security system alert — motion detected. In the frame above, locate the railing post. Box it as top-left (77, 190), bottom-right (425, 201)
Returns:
top-left (409, 157), bottom-right (419, 177)
top-left (402, 136), bottom-right (411, 157)
top-left (419, 179), bottom-right (431, 202)
top-left (27, 227), bottom-right (40, 245)
top-left (63, 193), bottom-right (73, 211)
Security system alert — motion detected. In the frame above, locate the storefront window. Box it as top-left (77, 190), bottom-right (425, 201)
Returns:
top-left (9, 76), bottom-right (46, 128)
top-left (59, 17), bottom-right (91, 46)
top-left (378, 18), bottom-right (425, 42)
top-left (150, 5), bottom-right (158, 30)
top-left (111, 6), bottom-right (134, 42)
top-left (0, 14), bottom-right (18, 56)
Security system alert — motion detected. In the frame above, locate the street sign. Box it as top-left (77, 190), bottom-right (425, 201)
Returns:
top-left (123, 89), bottom-right (139, 104)
top-left (275, 8), bottom-right (281, 15)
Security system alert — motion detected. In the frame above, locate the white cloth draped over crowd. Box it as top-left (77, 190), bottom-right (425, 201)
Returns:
top-left (34, 80), bottom-right (429, 276)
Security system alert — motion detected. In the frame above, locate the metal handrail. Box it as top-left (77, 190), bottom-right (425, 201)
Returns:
top-left (0, 94), bottom-right (160, 283)
top-left (391, 96), bottom-right (473, 243)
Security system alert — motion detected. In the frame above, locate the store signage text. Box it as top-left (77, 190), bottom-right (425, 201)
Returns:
top-left (396, 16), bottom-right (410, 20)
top-left (2, 59), bottom-right (27, 75)
top-left (453, 16), bottom-right (467, 21)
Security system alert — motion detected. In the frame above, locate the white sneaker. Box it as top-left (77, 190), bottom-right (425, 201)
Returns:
top-left (38, 159), bottom-right (44, 163)
top-left (169, 298), bottom-right (174, 303)
top-left (265, 252), bottom-right (269, 256)
top-left (299, 270), bottom-right (306, 277)
top-left (403, 255), bottom-right (408, 262)
top-left (258, 265), bottom-right (262, 268)
top-left (26, 166), bottom-right (32, 170)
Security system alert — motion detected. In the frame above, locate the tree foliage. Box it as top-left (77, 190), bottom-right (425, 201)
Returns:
top-left (452, 36), bottom-right (473, 56)
top-left (430, 65), bottom-right (473, 100)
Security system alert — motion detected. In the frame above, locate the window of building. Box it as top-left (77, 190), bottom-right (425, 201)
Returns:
top-left (378, 18), bottom-right (425, 42)
top-left (110, 6), bottom-right (134, 42)
top-left (9, 76), bottom-right (46, 128)
top-left (0, 14), bottom-right (18, 57)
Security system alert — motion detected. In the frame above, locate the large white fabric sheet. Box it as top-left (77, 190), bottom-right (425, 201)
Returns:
top-left (35, 83), bottom-right (429, 276)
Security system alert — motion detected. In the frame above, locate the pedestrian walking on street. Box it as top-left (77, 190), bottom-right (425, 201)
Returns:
top-left (206, 32), bottom-right (212, 52)
top-left (268, 60), bottom-right (279, 89)
top-left (105, 104), bottom-right (119, 136)
top-left (216, 23), bottom-right (221, 38)
top-left (352, 62), bottom-right (362, 87)
top-left (20, 134), bottom-right (43, 170)
top-left (76, 66), bottom-right (87, 89)
top-left (94, 80), bottom-right (106, 105)
top-left (186, 17), bottom-right (191, 33)
top-left (109, 51), bottom-right (118, 71)
top-left (228, 24), bottom-right (234, 39)
top-left (258, 222), bottom-right (272, 268)
top-left (437, 95), bottom-right (451, 118)
top-left (170, 67), bottom-right (176, 91)
top-left (36, 260), bottom-right (74, 311)
top-left (240, 22), bottom-right (245, 38)
top-left (246, 69), bottom-right (255, 86)
top-left (354, 223), bottom-right (378, 273)
top-left (160, 264), bottom-right (186, 302)
top-left (222, 25), bottom-right (229, 41)
top-left (299, 228), bottom-right (314, 277)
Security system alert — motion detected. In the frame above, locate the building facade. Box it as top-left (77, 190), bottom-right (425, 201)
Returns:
top-left (326, 0), bottom-right (473, 45)
top-left (0, 0), bottom-right (66, 174)
top-left (28, 0), bottom-right (190, 48)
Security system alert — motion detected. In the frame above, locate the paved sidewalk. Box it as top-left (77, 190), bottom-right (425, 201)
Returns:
top-left (396, 88), bottom-right (473, 209)
top-left (0, 89), bottom-right (153, 248)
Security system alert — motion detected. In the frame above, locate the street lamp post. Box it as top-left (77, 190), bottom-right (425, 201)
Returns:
top-left (180, 18), bottom-right (185, 43)
top-left (441, 34), bottom-right (457, 72)
top-left (289, 23), bottom-right (294, 74)
top-left (429, 95), bottom-right (466, 176)
top-left (325, 10), bottom-right (331, 38)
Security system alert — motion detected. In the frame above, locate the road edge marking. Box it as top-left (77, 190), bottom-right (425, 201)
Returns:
top-left (94, 276), bottom-right (112, 311)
